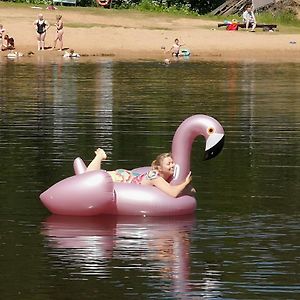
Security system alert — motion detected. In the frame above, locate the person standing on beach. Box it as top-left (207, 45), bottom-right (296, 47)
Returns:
top-left (52, 15), bottom-right (64, 51)
top-left (34, 14), bottom-right (50, 51)
top-left (0, 24), bottom-right (5, 48)
top-left (242, 5), bottom-right (256, 32)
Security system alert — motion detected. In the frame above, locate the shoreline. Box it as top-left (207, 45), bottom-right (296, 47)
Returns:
top-left (1, 3), bottom-right (300, 63)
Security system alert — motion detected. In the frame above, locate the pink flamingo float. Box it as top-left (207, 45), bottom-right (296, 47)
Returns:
top-left (40, 115), bottom-right (224, 216)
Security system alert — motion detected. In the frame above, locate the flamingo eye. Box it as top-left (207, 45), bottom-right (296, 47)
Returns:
top-left (207, 127), bottom-right (215, 135)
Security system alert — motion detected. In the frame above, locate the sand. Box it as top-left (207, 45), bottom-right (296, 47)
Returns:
top-left (0, 3), bottom-right (300, 62)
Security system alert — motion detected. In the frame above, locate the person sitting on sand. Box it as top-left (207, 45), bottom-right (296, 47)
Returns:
top-left (86, 148), bottom-right (192, 198)
top-left (34, 14), bottom-right (50, 51)
top-left (242, 5), bottom-right (257, 32)
top-left (63, 49), bottom-right (80, 58)
top-left (52, 15), bottom-right (64, 51)
top-left (168, 38), bottom-right (185, 58)
top-left (1, 34), bottom-right (15, 51)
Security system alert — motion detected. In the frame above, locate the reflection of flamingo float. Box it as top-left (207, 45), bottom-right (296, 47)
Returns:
top-left (41, 215), bottom-right (195, 285)
top-left (43, 215), bottom-right (116, 251)
top-left (40, 115), bottom-right (224, 216)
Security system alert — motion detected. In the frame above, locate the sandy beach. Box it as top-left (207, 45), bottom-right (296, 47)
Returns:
top-left (1, 3), bottom-right (300, 62)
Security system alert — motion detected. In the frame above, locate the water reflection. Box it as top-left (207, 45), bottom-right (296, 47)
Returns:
top-left (42, 215), bottom-right (116, 278)
top-left (94, 60), bottom-right (114, 153)
top-left (52, 63), bottom-right (78, 150)
top-left (1, 60), bottom-right (299, 299)
top-left (41, 215), bottom-right (197, 296)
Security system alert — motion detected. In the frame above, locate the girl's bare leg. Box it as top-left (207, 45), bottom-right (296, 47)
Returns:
top-left (53, 36), bottom-right (58, 50)
top-left (58, 30), bottom-right (63, 51)
top-left (41, 33), bottom-right (46, 50)
top-left (37, 33), bottom-right (41, 50)
top-left (86, 148), bottom-right (107, 172)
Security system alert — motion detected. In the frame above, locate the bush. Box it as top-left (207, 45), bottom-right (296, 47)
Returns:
top-left (113, 0), bottom-right (223, 14)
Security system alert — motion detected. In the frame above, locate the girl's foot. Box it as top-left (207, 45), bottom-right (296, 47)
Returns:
top-left (95, 148), bottom-right (107, 160)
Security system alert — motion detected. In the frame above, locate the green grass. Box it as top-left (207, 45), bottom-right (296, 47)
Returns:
top-left (258, 11), bottom-right (300, 26)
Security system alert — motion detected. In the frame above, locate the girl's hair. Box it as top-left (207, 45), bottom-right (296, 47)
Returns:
top-left (151, 152), bottom-right (172, 170)
top-left (56, 15), bottom-right (62, 20)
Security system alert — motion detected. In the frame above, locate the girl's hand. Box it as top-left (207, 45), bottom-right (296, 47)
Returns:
top-left (185, 171), bottom-right (192, 184)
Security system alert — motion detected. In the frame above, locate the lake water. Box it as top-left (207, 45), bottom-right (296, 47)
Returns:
top-left (0, 58), bottom-right (299, 299)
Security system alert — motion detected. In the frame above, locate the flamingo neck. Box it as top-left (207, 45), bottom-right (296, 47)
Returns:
top-left (171, 115), bottom-right (209, 184)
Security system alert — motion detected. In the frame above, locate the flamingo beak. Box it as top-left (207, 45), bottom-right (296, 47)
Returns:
top-left (204, 133), bottom-right (224, 160)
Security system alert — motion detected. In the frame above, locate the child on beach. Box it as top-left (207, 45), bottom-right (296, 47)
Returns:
top-left (63, 49), bottom-right (80, 58)
top-left (34, 14), bottom-right (50, 51)
top-left (168, 38), bottom-right (185, 58)
top-left (52, 15), bottom-right (64, 51)
top-left (1, 34), bottom-right (15, 51)
top-left (86, 148), bottom-right (192, 198)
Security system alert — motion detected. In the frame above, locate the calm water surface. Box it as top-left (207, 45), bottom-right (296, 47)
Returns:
top-left (0, 58), bottom-right (299, 299)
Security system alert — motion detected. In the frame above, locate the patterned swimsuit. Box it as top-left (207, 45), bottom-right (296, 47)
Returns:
top-left (109, 169), bottom-right (159, 184)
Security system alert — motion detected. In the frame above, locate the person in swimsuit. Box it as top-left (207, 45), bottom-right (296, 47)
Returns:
top-left (52, 15), bottom-right (64, 51)
top-left (2, 34), bottom-right (15, 51)
top-left (63, 48), bottom-right (80, 58)
top-left (34, 14), bottom-right (50, 51)
top-left (86, 148), bottom-right (192, 198)
top-left (0, 24), bottom-right (5, 49)
top-left (168, 38), bottom-right (185, 58)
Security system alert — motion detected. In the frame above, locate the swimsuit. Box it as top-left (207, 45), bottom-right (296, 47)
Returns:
top-left (172, 44), bottom-right (180, 57)
top-left (56, 22), bottom-right (63, 32)
top-left (109, 169), bottom-right (160, 184)
top-left (36, 21), bottom-right (46, 34)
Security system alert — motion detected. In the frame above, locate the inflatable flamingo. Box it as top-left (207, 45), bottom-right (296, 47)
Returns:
top-left (40, 115), bottom-right (224, 216)
top-left (96, 0), bottom-right (112, 7)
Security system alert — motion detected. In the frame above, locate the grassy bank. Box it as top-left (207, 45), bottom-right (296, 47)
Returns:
top-left (1, 1), bottom-right (300, 33)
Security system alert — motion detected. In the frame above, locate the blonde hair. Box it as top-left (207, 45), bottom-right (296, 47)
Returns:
top-left (56, 15), bottom-right (62, 21)
top-left (151, 152), bottom-right (172, 170)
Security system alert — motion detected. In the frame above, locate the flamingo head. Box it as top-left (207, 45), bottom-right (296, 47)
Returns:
top-left (203, 122), bottom-right (225, 160)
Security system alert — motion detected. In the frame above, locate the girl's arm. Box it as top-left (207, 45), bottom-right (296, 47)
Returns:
top-left (150, 172), bottom-right (192, 197)
top-left (166, 45), bottom-right (174, 53)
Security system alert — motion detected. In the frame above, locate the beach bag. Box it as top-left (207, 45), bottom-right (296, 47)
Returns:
top-left (226, 23), bottom-right (238, 31)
